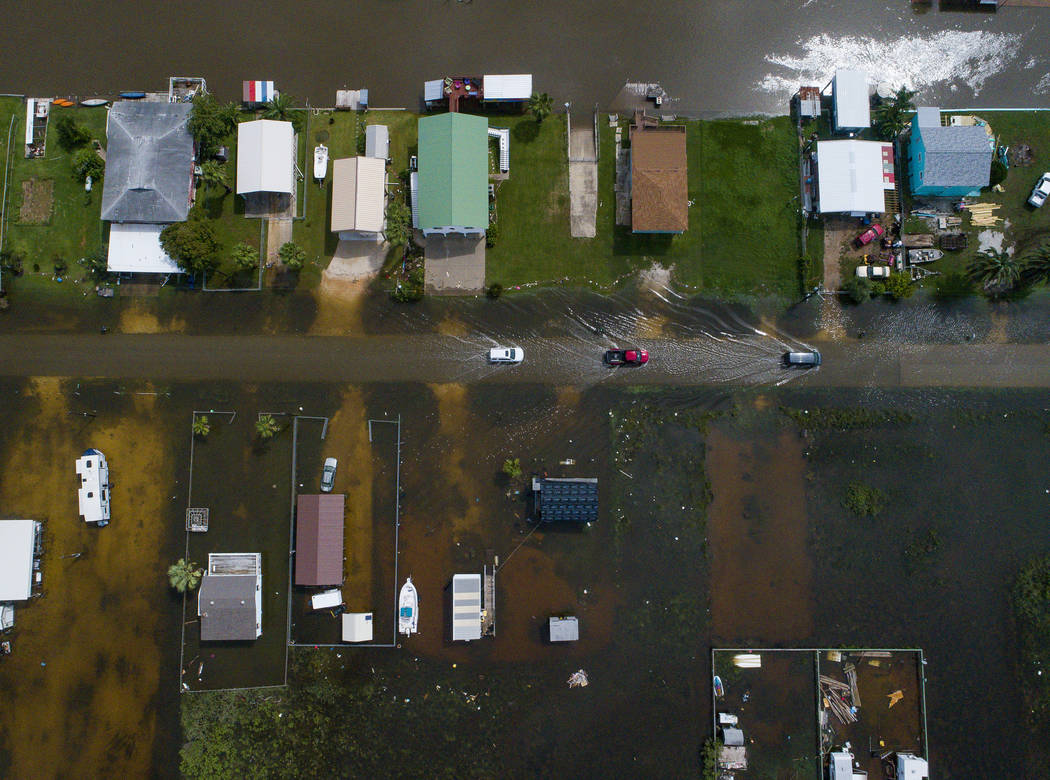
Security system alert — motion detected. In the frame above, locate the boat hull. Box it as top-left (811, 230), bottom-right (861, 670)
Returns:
top-left (398, 577), bottom-right (418, 635)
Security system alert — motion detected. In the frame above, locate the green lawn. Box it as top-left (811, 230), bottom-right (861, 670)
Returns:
top-left (485, 114), bottom-right (815, 301)
top-left (1, 102), bottom-right (108, 275)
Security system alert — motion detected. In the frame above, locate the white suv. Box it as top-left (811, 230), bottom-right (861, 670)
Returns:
top-left (855, 265), bottom-right (891, 279)
top-left (1028, 172), bottom-right (1050, 208)
top-left (489, 346), bottom-right (523, 364)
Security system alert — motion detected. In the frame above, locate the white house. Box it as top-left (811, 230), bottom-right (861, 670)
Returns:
top-left (236, 119), bottom-right (295, 195)
top-left (816, 139), bottom-right (895, 216)
top-left (0, 519), bottom-right (41, 602)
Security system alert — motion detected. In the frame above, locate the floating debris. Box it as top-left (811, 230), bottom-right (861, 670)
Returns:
top-left (567, 669), bottom-right (589, 688)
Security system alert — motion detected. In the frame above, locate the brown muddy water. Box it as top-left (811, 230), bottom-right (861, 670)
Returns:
top-left (1, 1), bottom-right (1049, 114)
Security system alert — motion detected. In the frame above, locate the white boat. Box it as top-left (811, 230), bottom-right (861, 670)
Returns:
top-left (313, 144), bottom-right (328, 180)
top-left (75, 448), bottom-right (110, 527)
top-left (908, 248), bottom-right (943, 265)
top-left (398, 577), bottom-right (418, 635)
top-left (80, 98), bottom-right (108, 107)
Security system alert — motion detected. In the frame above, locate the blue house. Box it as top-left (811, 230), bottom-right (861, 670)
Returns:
top-left (908, 107), bottom-right (993, 198)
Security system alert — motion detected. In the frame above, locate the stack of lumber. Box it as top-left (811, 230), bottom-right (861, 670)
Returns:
top-left (962, 202), bottom-right (1001, 227)
top-left (820, 675), bottom-right (858, 724)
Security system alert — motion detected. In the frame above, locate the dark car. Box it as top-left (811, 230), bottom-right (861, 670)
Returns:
top-left (604, 348), bottom-right (649, 366)
top-left (783, 350), bottom-right (822, 368)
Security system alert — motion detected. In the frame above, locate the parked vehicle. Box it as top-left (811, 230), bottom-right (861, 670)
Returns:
top-left (783, 350), bottom-right (822, 368)
top-left (855, 264), bottom-right (891, 279)
top-left (1028, 172), bottom-right (1050, 208)
top-left (320, 457), bottom-right (338, 492)
top-left (604, 348), bottom-right (649, 366)
top-left (853, 223), bottom-right (885, 248)
top-left (489, 347), bottom-right (523, 364)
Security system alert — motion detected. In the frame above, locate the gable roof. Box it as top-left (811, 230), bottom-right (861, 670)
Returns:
top-left (816, 139), bottom-right (890, 214)
top-left (100, 101), bottom-right (194, 223)
top-left (913, 115), bottom-right (992, 189)
top-left (198, 574), bottom-right (258, 641)
top-left (331, 157), bottom-right (386, 234)
top-left (631, 128), bottom-right (688, 232)
top-left (295, 494), bottom-right (345, 586)
top-left (417, 113), bottom-right (488, 230)
top-left (236, 119), bottom-right (295, 194)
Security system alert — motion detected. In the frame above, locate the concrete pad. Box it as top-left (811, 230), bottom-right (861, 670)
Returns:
top-left (424, 234), bottom-right (486, 294)
top-left (570, 127), bottom-right (595, 161)
top-left (325, 240), bottom-right (389, 282)
top-left (569, 161), bottom-right (598, 238)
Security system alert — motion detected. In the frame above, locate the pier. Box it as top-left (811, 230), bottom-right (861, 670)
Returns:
top-left (481, 551), bottom-right (497, 637)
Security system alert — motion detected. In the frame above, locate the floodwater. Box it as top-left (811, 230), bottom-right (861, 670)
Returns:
top-left (1, 2), bottom-right (1050, 114)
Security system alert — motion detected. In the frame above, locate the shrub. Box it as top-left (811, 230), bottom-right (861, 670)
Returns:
top-left (232, 242), bottom-right (258, 271)
top-left (989, 159), bottom-right (1007, 188)
top-left (843, 481), bottom-right (887, 518)
top-left (72, 148), bottom-right (104, 182)
top-left (278, 242), bottom-right (306, 270)
top-left (884, 272), bottom-right (914, 300)
top-left (842, 276), bottom-right (871, 304)
top-left (501, 458), bottom-right (523, 480)
top-left (160, 219), bottom-right (222, 275)
top-left (54, 114), bottom-right (91, 150)
top-left (487, 283), bottom-right (503, 299)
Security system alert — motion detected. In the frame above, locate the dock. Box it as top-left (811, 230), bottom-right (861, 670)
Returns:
top-left (481, 550), bottom-right (497, 637)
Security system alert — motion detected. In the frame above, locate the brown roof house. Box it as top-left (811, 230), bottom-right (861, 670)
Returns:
top-left (295, 494), bottom-right (345, 587)
top-left (630, 126), bottom-right (688, 234)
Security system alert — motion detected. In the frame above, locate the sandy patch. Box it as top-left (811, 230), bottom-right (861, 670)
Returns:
top-left (436, 313), bottom-right (470, 338)
top-left (638, 262), bottom-right (672, 292)
top-left (326, 239), bottom-right (389, 281)
top-left (977, 229), bottom-right (1009, 255)
top-left (0, 378), bottom-right (174, 777)
top-left (428, 383), bottom-right (483, 538)
top-left (308, 274), bottom-right (368, 335)
top-left (118, 301), bottom-right (186, 334)
top-left (706, 425), bottom-right (813, 641)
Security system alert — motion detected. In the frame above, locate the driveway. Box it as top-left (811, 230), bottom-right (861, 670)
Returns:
top-left (424, 234), bottom-right (486, 294)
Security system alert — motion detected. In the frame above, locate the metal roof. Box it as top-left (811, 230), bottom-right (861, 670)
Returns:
top-left (198, 574), bottom-right (259, 641)
top-left (452, 573), bottom-right (482, 641)
top-left (0, 520), bottom-right (37, 601)
top-left (534, 477), bottom-right (599, 523)
top-left (100, 101), bottom-right (194, 223)
top-left (631, 128), bottom-right (688, 233)
top-left (483, 74), bottom-right (533, 101)
top-left (913, 115), bottom-right (992, 189)
top-left (816, 139), bottom-right (888, 215)
top-left (424, 79), bottom-right (444, 103)
top-left (549, 616), bottom-right (579, 642)
top-left (832, 69), bottom-right (871, 130)
top-left (365, 124), bottom-right (389, 160)
top-left (342, 612), bottom-right (374, 642)
top-left (916, 106), bottom-right (941, 128)
top-left (295, 494), bottom-right (345, 586)
top-left (236, 119), bottom-right (295, 195)
top-left (106, 222), bottom-right (181, 274)
top-left (417, 113), bottom-right (488, 231)
top-left (331, 157), bottom-right (386, 235)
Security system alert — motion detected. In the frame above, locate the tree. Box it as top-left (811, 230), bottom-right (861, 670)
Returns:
top-left (189, 93), bottom-right (238, 159)
top-left (83, 245), bottom-right (109, 277)
top-left (72, 148), bottom-right (104, 182)
top-left (278, 242), bottom-right (306, 270)
top-left (883, 272), bottom-right (915, 300)
top-left (232, 242), bottom-right (258, 272)
top-left (874, 86), bottom-right (917, 140)
top-left (968, 248), bottom-right (1021, 297)
top-left (54, 114), bottom-right (91, 150)
top-left (263, 93), bottom-right (294, 122)
top-left (527, 92), bottom-right (553, 124)
top-left (192, 415), bottom-right (211, 437)
top-left (256, 414), bottom-right (280, 440)
top-left (383, 199), bottom-right (411, 248)
top-left (199, 160), bottom-right (231, 195)
top-left (502, 458), bottom-right (523, 480)
top-left (168, 558), bottom-right (203, 593)
top-left (160, 219), bottom-right (222, 276)
top-left (1021, 242), bottom-right (1050, 287)
top-left (842, 275), bottom-right (871, 304)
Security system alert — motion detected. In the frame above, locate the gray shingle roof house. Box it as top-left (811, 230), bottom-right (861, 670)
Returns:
top-left (908, 107), bottom-right (993, 198)
top-left (100, 101), bottom-right (194, 223)
top-left (198, 574), bottom-right (259, 641)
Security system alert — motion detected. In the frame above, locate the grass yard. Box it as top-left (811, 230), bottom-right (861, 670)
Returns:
top-left (485, 114), bottom-right (815, 302)
top-left (1, 103), bottom-right (108, 273)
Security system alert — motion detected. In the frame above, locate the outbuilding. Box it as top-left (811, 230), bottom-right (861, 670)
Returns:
top-left (242, 80), bottom-right (276, 108)
top-left (549, 616), bottom-right (579, 642)
top-left (236, 119), bottom-right (295, 196)
top-left (295, 494), bottom-right (345, 587)
top-left (482, 74), bottom-right (533, 103)
top-left (451, 573), bottom-right (482, 641)
top-left (342, 612), bottom-right (374, 643)
top-left (832, 69), bottom-right (871, 133)
top-left (0, 519), bottom-right (41, 602)
top-left (198, 553), bottom-right (262, 641)
top-left (365, 125), bottom-right (389, 160)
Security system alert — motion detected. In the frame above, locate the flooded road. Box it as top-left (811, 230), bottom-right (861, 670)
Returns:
top-left (1, 1), bottom-right (1049, 114)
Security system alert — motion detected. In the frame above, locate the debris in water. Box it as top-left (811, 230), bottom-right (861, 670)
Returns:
top-left (568, 669), bottom-right (589, 688)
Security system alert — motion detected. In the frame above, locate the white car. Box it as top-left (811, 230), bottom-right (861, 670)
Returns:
top-left (320, 457), bottom-right (337, 492)
top-left (489, 346), bottom-right (523, 364)
top-left (855, 264), bottom-right (891, 279)
top-left (1028, 172), bottom-right (1050, 208)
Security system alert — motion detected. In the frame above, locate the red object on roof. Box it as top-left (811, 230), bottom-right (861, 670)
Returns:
top-left (295, 494), bottom-right (345, 586)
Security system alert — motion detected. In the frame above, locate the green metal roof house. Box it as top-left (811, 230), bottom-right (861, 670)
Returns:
top-left (416, 113), bottom-right (489, 236)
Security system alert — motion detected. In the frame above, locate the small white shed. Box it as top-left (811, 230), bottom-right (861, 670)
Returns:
top-left (365, 125), bottom-right (389, 160)
top-left (451, 573), bottom-right (482, 641)
top-left (832, 69), bottom-right (871, 132)
top-left (342, 612), bottom-right (374, 642)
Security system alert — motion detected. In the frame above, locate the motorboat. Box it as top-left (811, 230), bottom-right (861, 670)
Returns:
top-left (908, 248), bottom-right (943, 265)
top-left (398, 577), bottom-right (418, 635)
top-left (714, 675), bottom-right (725, 698)
top-left (314, 144), bottom-right (328, 180)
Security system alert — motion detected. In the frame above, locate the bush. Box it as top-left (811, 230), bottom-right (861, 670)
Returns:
top-left (232, 242), bottom-right (258, 271)
top-left (54, 114), bottom-right (91, 150)
top-left (884, 272), bottom-right (914, 300)
top-left (72, 148), bottom-right (104, 182)
top-left (501, 458), bottom-right (523, 480)
top-left (160, 219), bottom-right (222, 275)
top-left (278, 242), bottom-right (306, 270)
top-left (842, 276), bottom-right (871, 304)
top-left (189, 93), bottom-right (238, 159)
top-left (487, 283), bottom-right (503, 299)
top-left (843, 481), bottom-right (887, 518)
top-left (384, 199), bottom-right (411, 249)
top-left (989, 159), bottom-right (1007, 188)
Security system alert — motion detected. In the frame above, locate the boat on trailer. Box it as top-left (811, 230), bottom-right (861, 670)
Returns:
top-left (314, 144), bottom-right (328, 180)
top-left (398, 577), bottom-right (418, 635)
top-left (908, 248), bottom-right (943, 265)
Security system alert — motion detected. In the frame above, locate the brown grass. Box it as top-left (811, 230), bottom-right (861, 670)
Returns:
top-left (19, 178), bottom-right (53, 224)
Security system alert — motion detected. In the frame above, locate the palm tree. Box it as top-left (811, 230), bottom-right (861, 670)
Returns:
top-left (168, 558), bottom-right (203, 593)
top-left (232, 242), bottom-right (258, 272)
top-left (263, 93), bottom-right (294, 122)
top-left (192, 415), bottom-right (211, 437)
top-left (527, 92), bottom-right (553, 124)
top-left (968, 248), bottom-right (1021, 296)
top-left (256, 413), bottom-right (280, 440)
top-left (874, 86), bottom-right (917, 140)
top-left (199, 161), bottom-right (230, 195)
top-left (1021, 242), bottom-right (1050, 286)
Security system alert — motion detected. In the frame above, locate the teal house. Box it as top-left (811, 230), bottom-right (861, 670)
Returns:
top-left (416, 113), bottom-right (489, 236)
top-left (908, 107), bottom-right (992, 198)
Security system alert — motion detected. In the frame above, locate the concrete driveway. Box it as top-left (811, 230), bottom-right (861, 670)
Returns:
top-left (424, 234), bottom-right (486, 294)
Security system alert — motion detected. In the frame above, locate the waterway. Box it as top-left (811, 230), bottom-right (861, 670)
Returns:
top-left (1, 1), bottom-right (1049, 114)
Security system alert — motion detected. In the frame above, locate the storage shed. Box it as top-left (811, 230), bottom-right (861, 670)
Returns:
top-left (832, 69), bottom-right (871, 132)
top-left (365, 124), bottom-right (389, 160)
top-left (198, 553), bottom-right (262, 641)
top-left (451, 573), bottom-right (482, 641)
top-left (549, 616), bottom-right (579, 642)
top-left (295, 494), bottom-right (345, 587)
top-left (532, 477), bottom-right (599, 524)
top-left (236, 119), bottom-right (295, 195)
top-left (0, 519), bottom-right (40, 601)
top-left (342, 612), bottom-right (374, 642)
top-left (482, 74), bottom-right (533, 102)
top-left (242, 80), bottom-right (275, 108)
